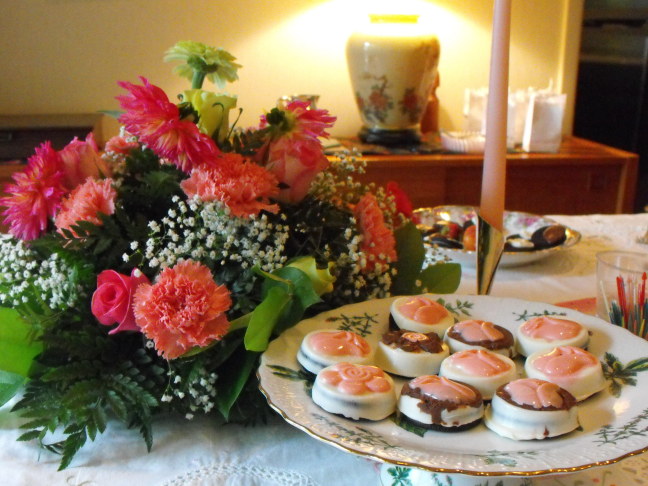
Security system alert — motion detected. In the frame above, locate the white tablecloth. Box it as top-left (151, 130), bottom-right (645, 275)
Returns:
top-left (1, 213), bottom-right (647, 486)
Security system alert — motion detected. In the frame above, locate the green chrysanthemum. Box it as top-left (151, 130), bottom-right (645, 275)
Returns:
top-left (164, 41), bottom-right (242, 89)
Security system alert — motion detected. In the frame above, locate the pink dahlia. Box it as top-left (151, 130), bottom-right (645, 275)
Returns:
top-left (353, 193), bottom-right (397, 272)
top-left (117, 77), bottom-right (220, 172)
top-left (181, 153), bottom-right (279, 218)
top-left (257, 100), bottom-right (336, 204)
top-left (59, 132), bottom-right (112, 190)
top-left (133, 260), bottom-right (232, 359)
top-left (0, 142), bottom-right (66, 241)
top-left (260, 99), bottom-right (336, 140)
top-left (54, 178), bottom-right (117, 236)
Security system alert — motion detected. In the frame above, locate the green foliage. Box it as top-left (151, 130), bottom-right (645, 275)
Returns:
top-left (0, 307), bottom-right (42, 377)
top-left (221, 127), bottom-right (268, 156)
top-left (279, 196), bottom-right (354, 265)
top-left (391, 221), bottom-right (426, 295)
top-left (118, 147), bottom-right (185, 221)
top-left (13, 317), bottom-right (167, 470)
top-left (0, 370), bottom-right (25, 407)
top-left (392, 221), bottom-right (461, 296)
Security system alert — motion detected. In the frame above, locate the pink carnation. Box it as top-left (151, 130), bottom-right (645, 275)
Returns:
top-left (181, 153), bottom-right (280, 218)
top-left (0, 142), bottom-right (66, 241)
top-left (54, 178), bottom-right (117, 236)
top-left (133, 260), bottom-right (232, 359)
top-left (353, 193), bottom-right (397, 272)
top-left (59, 133), bottom-right (112, 190)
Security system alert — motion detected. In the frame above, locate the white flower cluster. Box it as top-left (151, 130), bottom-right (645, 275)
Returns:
top-left (311, 150), bottom-right (372, 205)
top-left (0, 235), bottom-right (83, 310)
top-left (132, 196), bottom-right (290, 274)
top-left (161, 364), bottom-right (219, 418)
top-left (331, 224), bottom-right (395, 302)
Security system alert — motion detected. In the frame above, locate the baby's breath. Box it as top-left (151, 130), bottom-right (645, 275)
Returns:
top-left (0, 235), bottom-right (85, 310)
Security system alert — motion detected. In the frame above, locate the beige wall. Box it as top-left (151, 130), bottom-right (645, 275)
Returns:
top-left (0, 0), bottom-right (582, 138)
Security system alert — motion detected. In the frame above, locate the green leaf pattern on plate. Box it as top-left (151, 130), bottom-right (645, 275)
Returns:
top-left (325, 312), bottom-right (379, 338)
top-left (512, 309), bottom-right (567, 321)
top-left (602, 353), bottom-right (648, 397)
top-left (594, 407), bottom-right (648, 446)
top-left (312, 412), bottom-right (398, 450)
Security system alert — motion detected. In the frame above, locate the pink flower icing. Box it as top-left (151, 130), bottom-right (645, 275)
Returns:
top-left (402, 332), bottom-right (428, 342)
top-left (453, 320), bottom-right (504, 341)
top-left (504, 378), bottom-right (564, 409)
top-left (308, 331), bottom-right (370, 357)
top-left (410, 375), bottom-right (476, 402)
top-left (398, 297), bottom-right (449, 324)
top-left (520, 317), bottom-right (584, 341)
top-left (447, 349), bottom-right (512, 376)
top-left (319, 363), bottom-right (392, 395)
top-left (531, 346), bottom-right (598, 379)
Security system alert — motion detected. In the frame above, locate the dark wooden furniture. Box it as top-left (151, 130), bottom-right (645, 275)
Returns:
top-left (0, 114), bottom-right (106, 163)
top-left (351, 137), bottom-right (638, 215)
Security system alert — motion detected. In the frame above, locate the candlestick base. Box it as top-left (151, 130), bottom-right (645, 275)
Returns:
top-left (476, 214), bottom-right (505, 295)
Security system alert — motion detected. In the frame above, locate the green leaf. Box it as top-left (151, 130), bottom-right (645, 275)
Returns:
top-left (264, 266), bottom-right (321, 334)
top-left (0, 370), bottom-right (26, 407)
top-left (417, 262), bottom-right (462, 294)
top-left (244, 286), bottom-right (291, 352)
top-left (58, 430), bottom-right (87, 470)
top-left (0, 307), bottom-right (42, 377)
top-left (626, 357), bottom-right (648, 371)
top-left (214, 348), bottom-right (259, 420)
top-left (391, 222), bottom-right (425, 295)
top-left (16, 429), bottom-right (41, 442)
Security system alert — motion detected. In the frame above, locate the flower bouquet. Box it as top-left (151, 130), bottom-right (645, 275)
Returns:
top-left (0, 41), bottom-right (460, 469)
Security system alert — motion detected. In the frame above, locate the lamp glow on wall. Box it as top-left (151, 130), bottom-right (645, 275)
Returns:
top-left (346, 12), bottom-right (440, 146)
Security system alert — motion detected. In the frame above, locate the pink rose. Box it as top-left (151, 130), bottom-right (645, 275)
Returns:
top-left (59, 133), bottom-right (112, 190)
top-left (265, 137), bottom-right (329, 204)
top-left (91, 268), bottom-right (150, 334)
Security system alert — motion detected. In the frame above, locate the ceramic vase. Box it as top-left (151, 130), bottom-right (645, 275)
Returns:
top-left (346, 14), bottom-right (440, 146)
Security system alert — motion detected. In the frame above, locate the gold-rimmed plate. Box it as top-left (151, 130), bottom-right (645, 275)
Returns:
top-left (258, 295), bottom-right (648, 476)
top-left (415, 206), bottom-right (581, 268)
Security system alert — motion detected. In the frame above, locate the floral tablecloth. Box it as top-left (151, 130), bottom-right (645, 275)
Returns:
top-left (1, 212), bottom-right (647, 486)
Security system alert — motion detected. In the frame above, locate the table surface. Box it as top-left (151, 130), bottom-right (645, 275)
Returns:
top-left (2, 212), bottom-right (648, 486)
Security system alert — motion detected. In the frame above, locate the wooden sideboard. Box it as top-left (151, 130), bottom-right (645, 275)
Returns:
top-left (349, 137), bottom-right (639, 215)
top-left (0, 114), bottom-right (110, 162)
top-left (0, 116), bottom-right (639, 217)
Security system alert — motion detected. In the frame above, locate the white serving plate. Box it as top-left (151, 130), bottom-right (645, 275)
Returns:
top-left (258, 294), bottom-right (648, 477)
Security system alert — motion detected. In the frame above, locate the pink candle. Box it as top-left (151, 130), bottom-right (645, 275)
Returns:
top-left (480, 0), bottom-right (511, 231)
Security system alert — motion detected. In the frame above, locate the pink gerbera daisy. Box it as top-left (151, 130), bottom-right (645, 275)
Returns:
top-left (54, 178), bottom-right (117, 237)
top-left (353, 193), bottom-right (398, 272)
top-left (0, 142), bottom-right (66, 241)
top-left (117, 76), bottom-right (220, 172)
top-left (181, 153), bottom-right (280, 218)
top-left (133, 260), bottom-right (232, 359)
top-left (260, 99), bottom-right (336, 141)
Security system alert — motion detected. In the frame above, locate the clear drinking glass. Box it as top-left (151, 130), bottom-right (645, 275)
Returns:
top-left (596, 251), bottom-right (648, 337)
